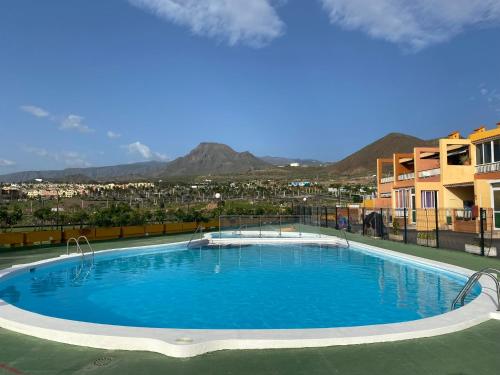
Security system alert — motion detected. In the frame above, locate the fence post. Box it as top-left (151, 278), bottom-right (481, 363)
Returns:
top-left (279, 215), bottom-right (282, 237)
top-left (434, 191), bottom-right (440, 249)
top-left (379, 208), bottom-right (383, 238)
top-left (480, 208), bottom-right (485, 256)
top-left (362, 208), bottom-right (365, 236)
top-left (335, 206), bottom-right (339, 229)
top-left (347, 206), bottom-right (351, 232)
top-left (403, 207), bottom-right (408, 244)
top-left (325, 206), bottom-right (328, 228)
top-left (259, 216), bottom-right (262, 238)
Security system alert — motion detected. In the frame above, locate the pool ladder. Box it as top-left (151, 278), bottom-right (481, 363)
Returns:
top-left (451, 268), bottom-right (500, 311)
top-left (187, 225), bottom-right (204, 248)
top-left (340, 229), bottom-right (350, 248)
top-left (67, 236), bottom-right (95, 260)
top-left (66, 236), bottom-right (95, 281)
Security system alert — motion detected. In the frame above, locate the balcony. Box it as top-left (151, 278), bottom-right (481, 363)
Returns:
top-left (476, 162), bottom-right (500, 174)
top-left (380, 176), bottom-right (394, 184)
top-left (397, 172), bottom-right (415, 181)
top-left (418, 168), bottom-right (441, 178)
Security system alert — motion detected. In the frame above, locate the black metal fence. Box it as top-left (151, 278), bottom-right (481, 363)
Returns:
top-left (293, 205), bottom-right (499, 258)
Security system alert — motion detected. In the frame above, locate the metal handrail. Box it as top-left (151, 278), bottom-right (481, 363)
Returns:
top-left (77, 235), bottom-right (94, 263)
top-left (187, 225), bottom-right (204, 248)
top-left (451, 268), bottom-right (500, 311)
top-left (337, 229), bottom-right (349, 248)
top-left (237, 223), bottom-right (247, 237)
top-left (66, 236), bottom-right (94, 282)
top-left (66, 237), bottom-right (81, 256)
top-left (66, 236), bottom-right (94, 259)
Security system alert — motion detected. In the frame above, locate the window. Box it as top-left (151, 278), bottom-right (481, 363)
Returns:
top-left (476, 144), bottom-right (483, 165)
top-left (494, 140), bottom-right (500, 162)
top-left (484, 142), bottom-right (492, 164)
top-left (475, 140), bottom-right (500, 165)
top-left (421, 190), bottom-right (437, 209)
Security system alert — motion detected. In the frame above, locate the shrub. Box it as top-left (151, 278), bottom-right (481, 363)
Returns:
top-left (392, 219), bottom-right (400, 235)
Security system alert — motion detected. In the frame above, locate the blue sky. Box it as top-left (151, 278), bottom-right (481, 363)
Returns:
top-left (1, 0), bottom-right (500, 173)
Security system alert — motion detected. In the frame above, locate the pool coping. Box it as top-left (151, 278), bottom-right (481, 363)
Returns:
top-left (0, 235), bottom-right (499, 358)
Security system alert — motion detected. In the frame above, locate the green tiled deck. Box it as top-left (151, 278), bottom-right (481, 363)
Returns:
top-left (1, 230), bottom-right (499, 375)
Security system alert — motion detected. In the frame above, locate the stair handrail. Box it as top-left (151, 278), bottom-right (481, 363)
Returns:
top-left (340, 228), bottom-right (350, 248)
top-left (451, 268), bottom-right (500, 311)
top-left (187, 225), bottom-right (204, 248)
top-left (76, 236), bottom-right (94, 263)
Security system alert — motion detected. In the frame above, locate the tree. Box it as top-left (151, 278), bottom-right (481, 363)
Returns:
top-left (33, 207), bottom-right (52, 227)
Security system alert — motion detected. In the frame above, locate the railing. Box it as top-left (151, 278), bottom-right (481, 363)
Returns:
top-left (476, 162), bottom-right (500, 174)
top-left (397, 172), bottom-right (415, 181)
top-left (340, 229), bottom-right (350, 248)
top-left (418, 168), bottom-right (441, 178)
top-left (187, 225), bottom-right (204, 248)
top-left (455, 209), bottom-right (473, 220)
top-left (451, 268), bottom-right (500, 311)
top-left (66, 235), bottom-right (94, 261)
top-left (380, 176), bottom-right (394, 184)
top-left (67, 236), bottom-right (95, 281)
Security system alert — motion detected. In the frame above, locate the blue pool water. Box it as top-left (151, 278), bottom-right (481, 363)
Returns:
top-left (0, 243), bottom-right (479, 329)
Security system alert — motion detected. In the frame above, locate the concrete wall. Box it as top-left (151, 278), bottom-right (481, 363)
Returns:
top-left (0, 220), bottom-right (220, 248)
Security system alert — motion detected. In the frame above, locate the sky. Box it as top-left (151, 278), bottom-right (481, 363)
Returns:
top-left (1, 0), bottom-right (500, 173)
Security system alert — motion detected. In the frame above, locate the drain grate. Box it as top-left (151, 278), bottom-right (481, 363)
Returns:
top-left (92, 357), bottom-right (114, 367)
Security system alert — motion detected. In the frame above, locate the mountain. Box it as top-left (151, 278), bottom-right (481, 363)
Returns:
top-left (161, 143), bottom-right (270, 176)
top-left (0, 143), bottom-right (271, 182)
top-left (0, 161), bottom-right (168, 183)
top-left (0, 135), bottom-right (439, 182)
top-left (328, 133), bottom-right (438, 175)
top-left (259, 156), bottom-right (327, 167)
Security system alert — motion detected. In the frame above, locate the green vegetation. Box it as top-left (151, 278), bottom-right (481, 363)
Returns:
top-left (0, 205), bottom-right (23, 230)
top-left (391, 219), bottom-right (400, 235)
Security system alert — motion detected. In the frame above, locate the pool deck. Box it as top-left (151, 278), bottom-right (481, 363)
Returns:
top-left (1, 229), bottom-right (500, 374)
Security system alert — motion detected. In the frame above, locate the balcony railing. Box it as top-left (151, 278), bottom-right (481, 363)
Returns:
top-left (476, 162), bottom-right (500, 174)
top-left (397, 172), bottom-right (415, 181)
top-left (380, 176), bottom-right (394, 184)
top-left (418, 168), bottom-right (441, 178)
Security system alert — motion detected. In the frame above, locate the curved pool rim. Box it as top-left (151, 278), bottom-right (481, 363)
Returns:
top-left (0, 235), bottom-right (498, 358)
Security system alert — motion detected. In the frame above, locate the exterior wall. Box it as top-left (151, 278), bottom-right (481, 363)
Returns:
top-left (414, 147), bottom-right (440, 183)
top-left (474, 178), bottom-right (495, 209)
top-left (393, 153), bottom-right (415, 189)
top-left (439, 138), bottom-right (475, 186)
top-left (0, 220), bottom-right (221, 248)
top-left (376, 158), bottom-right (394, 198)
top-left (442, 186), bottom-right (473, 209)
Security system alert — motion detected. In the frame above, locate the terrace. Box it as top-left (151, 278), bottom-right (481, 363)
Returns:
top-left (0, 231), bottom-right (499, 374)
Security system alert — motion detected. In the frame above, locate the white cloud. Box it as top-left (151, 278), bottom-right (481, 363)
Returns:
top-left (154, 152), bottom-right (169, 161)
top-left (59, 114), bottom-right (94, 133)
top-left (479, 84), bottom-right (500, 112)
top-left (129, 0), bottom-right (285, 47)
top-left (319, 0), bottom-right (500, 50)
top-left (20, 105), bottom-right (95, 134)
top-left (125, 141), bottom-right (169, 161)
top-left (23, 146), bottom-right (92, 168)
top-left (20, 105), bottom-right (50, 118)
top-left (126, 141), bottom-right (153, 159)
top-left (107, 130), bottom-right (121, 139)
top-left (0, 159), bottom-right (15, 167)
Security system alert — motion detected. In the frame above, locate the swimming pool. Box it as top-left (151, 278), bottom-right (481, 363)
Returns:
top-left (0, 243), bottom-right (480, 329)
top-left (0, 234), bottom-right (497, 357)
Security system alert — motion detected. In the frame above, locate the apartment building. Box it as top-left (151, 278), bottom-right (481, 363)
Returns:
top-left (375, 130), bottom-right (479, 232)
top-left (470, 123), bottom-right (500, 230)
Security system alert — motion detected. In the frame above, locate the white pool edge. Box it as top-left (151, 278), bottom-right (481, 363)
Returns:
top-left (0, 234), bottom-right (498, 358)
